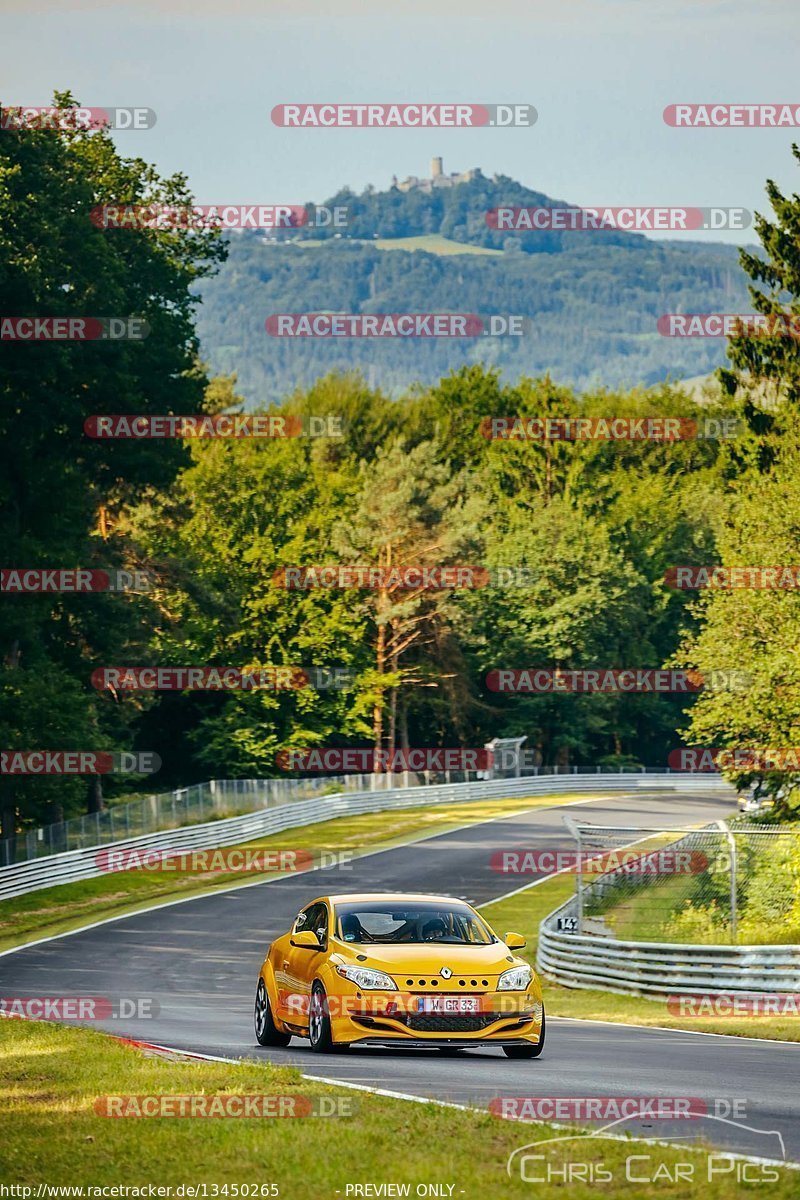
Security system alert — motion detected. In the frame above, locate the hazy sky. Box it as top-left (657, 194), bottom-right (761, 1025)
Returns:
top-left (3, 0), bottom-right (799, 243)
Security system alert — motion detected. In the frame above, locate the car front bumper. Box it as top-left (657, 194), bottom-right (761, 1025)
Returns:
top-left (329, 991), bottom-right (543, 1046)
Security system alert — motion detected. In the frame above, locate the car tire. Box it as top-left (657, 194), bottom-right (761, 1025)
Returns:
top-left (308, 981), bottom-right (336, 1053)
top-left (254, 978), bottom-right (291, 1047)
top-left (503, 1008), bottom-right (545, 1059)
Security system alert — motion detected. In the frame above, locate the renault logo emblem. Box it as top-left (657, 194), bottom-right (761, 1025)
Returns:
top-left (440, 967), bottom-right (453, 979)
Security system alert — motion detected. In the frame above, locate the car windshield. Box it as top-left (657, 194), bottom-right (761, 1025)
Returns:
top-left (334, 901), bottom-right (496, 945)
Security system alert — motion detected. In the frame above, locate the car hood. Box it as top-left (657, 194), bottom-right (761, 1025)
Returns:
top-left (336, 941), bottom-right (518, 974)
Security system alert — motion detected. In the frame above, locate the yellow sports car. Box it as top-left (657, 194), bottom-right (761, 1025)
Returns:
top-left (254, 892), bottom-right (545, 1057)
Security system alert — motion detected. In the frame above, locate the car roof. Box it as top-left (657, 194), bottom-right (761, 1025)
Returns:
top-left (325, 893), bottom-right (475, 905)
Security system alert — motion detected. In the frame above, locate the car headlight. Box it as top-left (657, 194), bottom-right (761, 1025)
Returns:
top-left (498, 965), bottom-right (532, 991)
top-left (336, 965), bottom-right (397, 990)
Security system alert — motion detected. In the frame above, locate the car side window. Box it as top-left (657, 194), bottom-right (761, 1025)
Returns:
top-left (293, 908), bottom-right (310, 933)
top-left (294, 902), bottom-right (327, 947)
top-left (308, 902), bottom-right (328, 947)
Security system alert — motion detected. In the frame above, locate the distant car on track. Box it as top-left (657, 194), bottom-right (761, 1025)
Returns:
top-left (738, 779), bottom-right (779, 814)
top-left (254, 892), bottom-right (545, 1057)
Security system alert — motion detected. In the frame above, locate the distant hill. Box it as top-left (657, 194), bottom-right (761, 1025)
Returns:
top-left (194, 170), bottom-right (752, 403)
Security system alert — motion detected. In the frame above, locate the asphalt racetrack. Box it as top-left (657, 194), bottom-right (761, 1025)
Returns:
top-left (2, 789), bottom-right (799, 1164)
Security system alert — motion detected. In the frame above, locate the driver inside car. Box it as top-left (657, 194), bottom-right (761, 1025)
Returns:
top-left (421, 916), bottom-right (448, 941)
top-left (339, 913), bottom-right (368, 942)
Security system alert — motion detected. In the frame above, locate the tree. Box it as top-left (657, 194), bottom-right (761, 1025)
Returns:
top-left (128, 375), bottom-right (393, 782)
top-left (0, 93), bottom-right (225, 836)
top-left (332, 439), bottom-right (476, 762)
top-left (676, 434), bottom-right (800, 818)
top-left (719, 143), bottom-right (800, 408)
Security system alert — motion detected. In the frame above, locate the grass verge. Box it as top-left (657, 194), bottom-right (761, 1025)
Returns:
top-left (0, 1019), bottom-right (793, 1194)
top-left (0, 792), bottom-right (593, 954)
top-left (373, 234), bottom-right (504, 255)
top-left (481, 877), bottom-right (800, 1042)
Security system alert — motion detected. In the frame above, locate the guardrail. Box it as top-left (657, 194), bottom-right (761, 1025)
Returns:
top-left (0, 764), bottom-right (731, 867)
top-left (0, 773), bottom-right (395, 865)
top-left (537, 834), bottom-right (800, 996)
top-left (0, 771), bottom-right (731, 901)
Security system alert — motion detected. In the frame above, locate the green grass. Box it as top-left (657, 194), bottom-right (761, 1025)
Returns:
top-left (0, 792), bottom-right (592, 953)
top-left (291, 234), bottom-right (503, 255)
top-left (372, 233), bottom-right (504, 256)
top-left (1, 1019), bottom-right (794, 1194)
top-left (481, 877), bottom-right (800, 1042)
top-left (585, 834), bottom-right (709, 943)
top-left (584, 827), bottom-right (800, 946)
top-left (599, 872), bottom-right (697, 941)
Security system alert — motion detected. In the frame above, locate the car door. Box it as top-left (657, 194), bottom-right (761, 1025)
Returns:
top-left (277, 901), bottom-right (329, 1023)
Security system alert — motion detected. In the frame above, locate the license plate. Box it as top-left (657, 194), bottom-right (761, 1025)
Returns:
top-left (416, 996), bottom-right (480, 1014)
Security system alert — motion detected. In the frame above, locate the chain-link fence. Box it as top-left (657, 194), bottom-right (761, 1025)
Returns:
top-left (0, 773), bottom-right (408, 866)
top-left (562, 816), bottom-right (800, 945)
top-left (1, 761), bottom-right (696, 868)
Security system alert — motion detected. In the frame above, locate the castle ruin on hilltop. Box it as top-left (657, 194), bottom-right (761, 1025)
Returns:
top-left (392, 157), bottom-right (487, 193)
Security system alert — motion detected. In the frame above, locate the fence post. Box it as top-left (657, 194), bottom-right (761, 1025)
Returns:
top-left (563, 815), bottom-right (583, 934)
top-left (577, 828), bottom-right (584, 932)
top-left (717, 821), bottom-right (737, 943)
top-left (730, 831), bottom-right (738, 944)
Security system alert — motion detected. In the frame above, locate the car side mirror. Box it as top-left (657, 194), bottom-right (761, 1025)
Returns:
top-left (291, 930), bottom-right (323, 950)
top-left (505, 932), bottom-right (526, 950)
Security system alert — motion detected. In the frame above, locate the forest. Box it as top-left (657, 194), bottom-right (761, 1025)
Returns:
top-left (3, 99), bottom-right (800, 837)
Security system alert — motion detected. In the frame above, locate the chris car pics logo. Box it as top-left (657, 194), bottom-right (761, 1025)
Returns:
top-left (506, 1116), bottom-right (784, 1184)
